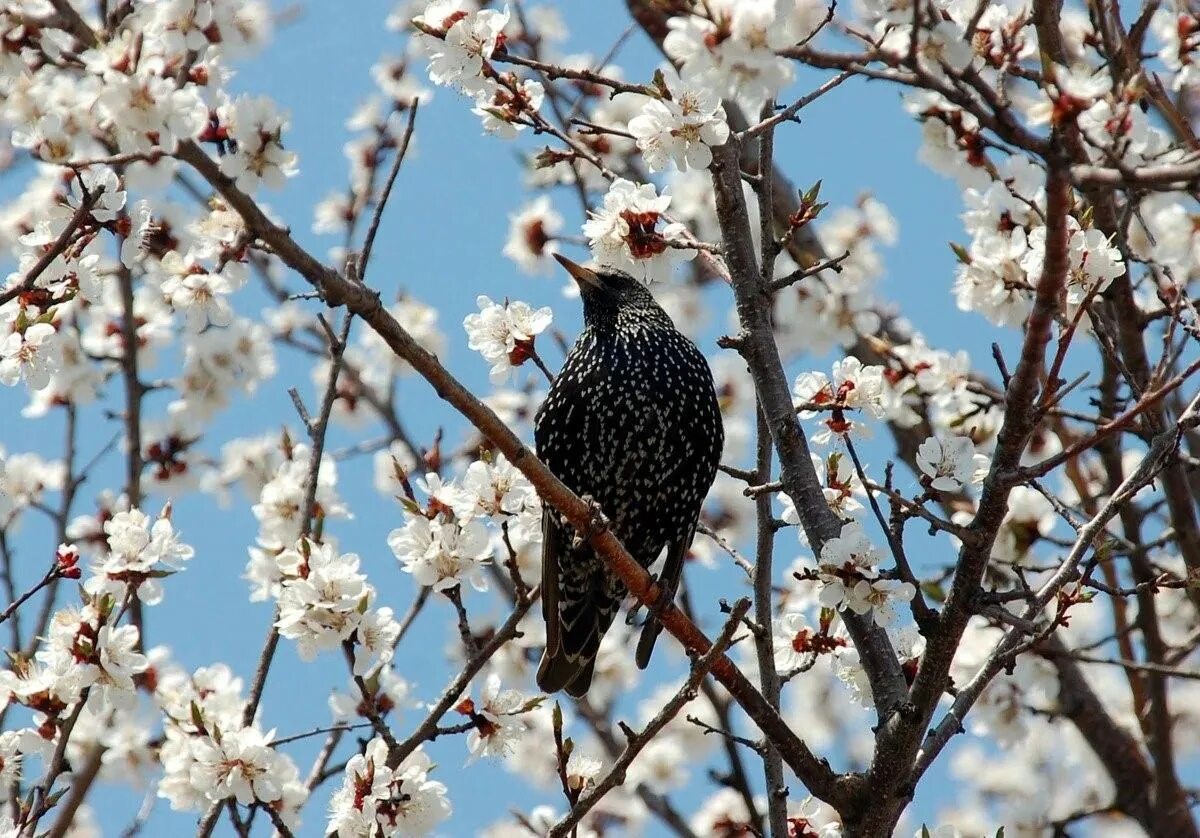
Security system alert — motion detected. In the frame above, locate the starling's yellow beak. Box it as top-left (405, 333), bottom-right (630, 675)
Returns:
top-left (553, 253), bottom-right (602, 289)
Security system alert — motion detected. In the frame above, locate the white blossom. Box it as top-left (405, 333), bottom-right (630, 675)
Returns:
top-left (388, 514), bottom-right (492, 591)
top-left (416, 2), bottom-right (510, 94)
top-left (87, 507), bottom-right (195, 605)
top-left (188, 726), bottom-right (286, 806)
top-left (472, 77), bottom-right (544, 137)
top-left (464, 673), bottom-right (526, 762)
top-left (795, 357), bottom-right (888, 444)
top-left (328, 739), bottom-right (451, 836)
top-left (217, 96), bottom-right (299, 192)
top-left (582, 179), bottom-right (695, 284)
top-left (628, 78), bottom-right (730, 171)
top-left (0, 324), bottom-right (62, 391)
top-left (916, 435), bottom-right (987, 491)
top-left (815, 521), bottom-right (883, 611)
top-left (502, 196), bottom-right (562, 275)
top-left (663, 3), bottom-right (794, 111)
top-left (1066, 228), bottom-right (1125, 304)
top-left (275, 540), bottom-right (370, 660)
top-left (463, 295), bottom-right (553, 384)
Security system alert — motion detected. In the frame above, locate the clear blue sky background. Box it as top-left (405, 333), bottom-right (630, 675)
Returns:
top-left (0, 1), bottom-right (1027, 835)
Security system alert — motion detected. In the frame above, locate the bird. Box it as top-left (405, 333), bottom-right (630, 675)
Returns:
top-left (534, 254), bottom-right (724, 698)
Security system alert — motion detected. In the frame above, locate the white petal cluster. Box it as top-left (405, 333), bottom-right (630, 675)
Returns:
top-left (328, 738), bottom-right (451, 836)
top-left (455, 454), bottom-right (540, 523)
top-left (94, 68), bottom-right (208, 154)
top-left (582, 179), bottom-right (695, 284)
top-left (249, 441), bottom-right (348, 551)
top-left (159, 251), bottom-right (237, 332)
top-left (189, 726), bottom-right (287, 806)
top-left (0, 323), bottom-right (62, 392)
top-left (416, 1), bottom-right (510, 94)
top-left (472, 76), bottom-right (545, 138)
top-left (811, 522), bottom-right (915, 627)
top-left (784, 452), bottom-right (865, 524)
top-left (463, 673), bottom-right (528, 761)
top-left (794, 357), bottom-right (888, 444)
top-left (388, 506), bottom-right (493, 592)
top-left (155, 661), bottom-right (306, 822)
top-left (991, 486), bottom-right (1058, 566)
top-left (0, 450), bottom-right (64, 531)
top-left (1065, 228), bottom-right (1125, 304)
top-left (663, 0), bottom-right (801, 111)
top-left (145, 0), bottom-right (273, 60)
top-left (463, 295), bottom-right (553, 384)
top-left (216, 96), bottom-right (299, 192)
top-left (915, 435), bottom-right (988, 492)
top-left (85, 506), bottom-right (195, 605)
top-left (628, 75), bottom-right (729, 171)
top-left (11, 600), bottom-right (151, 714)
top-left (503, 196), bottom-right (563, 275)
top-left (273, 539), bottom-right (398, 672)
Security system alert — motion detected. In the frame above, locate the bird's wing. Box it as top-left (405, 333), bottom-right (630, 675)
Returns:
top-left (635, 522), bottom-right (693, 669)
top-left (540, 507), bottom-right (562, 659)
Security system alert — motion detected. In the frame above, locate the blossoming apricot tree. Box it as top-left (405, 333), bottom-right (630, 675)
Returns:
top-left (1, 0), bottom-right (1199, 836)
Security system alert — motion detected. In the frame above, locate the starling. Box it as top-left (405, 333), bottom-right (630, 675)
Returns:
top-left (534, 254), bottom-right (724, 697)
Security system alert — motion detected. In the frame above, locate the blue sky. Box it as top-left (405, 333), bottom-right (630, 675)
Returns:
top-left (0, 1), bottom-right (1030, 835)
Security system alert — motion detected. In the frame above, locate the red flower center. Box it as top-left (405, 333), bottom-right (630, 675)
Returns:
top-left (620, 210), bottom-right (667, 259)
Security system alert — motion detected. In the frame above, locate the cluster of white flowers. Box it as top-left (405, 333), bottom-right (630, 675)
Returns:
top-left (273, 538), bottom-right (401, 674)
top-left (628, 72), bottom-right (730, 172)
top-left (85, 506), bottom-right (195, 604)
top-left (216, 95), bottom-right (299, 192)
top-left (0, 1), bottom-right (285, 425)
top-left (989, 486), bottom-right (1058, 566)
top-left (663, 0), bottom-right (825, 112)
top-left (503, 196), bottom-right (563, 276)
top-left (328, 737), bottom-right (451, 836)
top-left (915, 436), bottom-right (988, 492)
top-left (813, 522), bottom-right (915, 627)
top-left (388, 478), bottom-right (496, 592)
top-left (473, 75), bottom-right (545, 138)
top-left (156, 662), bottom-right (306, 822)
top-left (583, 178), bottom-right (696, 283)
top-left (0, 322), bottom-right (62, 392)
top-left (794, 357), bottom-right (889, 444)
top-left (414, 3), bottom-right (546, 136)
top-left (248, 440), bottom-right (348, 556)
top-left (951, 618), bottom-right (1059, 745)
top-left (0, 598), bottom-right (148, 782)
top-left (461, 673), bottom-right (531, 761)
top-left (772, 610), bottom-right (847, 672)
top-left (463, 295), bottom-right (553, 384)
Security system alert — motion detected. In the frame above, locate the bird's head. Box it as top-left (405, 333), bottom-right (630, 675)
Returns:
top-left (553, 254), bottom-right (673, 331)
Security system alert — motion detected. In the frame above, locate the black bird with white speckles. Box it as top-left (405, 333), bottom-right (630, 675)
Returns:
top-left (534, 254), bottom-right (724, 698)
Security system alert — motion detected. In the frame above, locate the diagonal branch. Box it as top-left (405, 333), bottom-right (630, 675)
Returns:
top-left (174, 138), bottom-right (857, 811)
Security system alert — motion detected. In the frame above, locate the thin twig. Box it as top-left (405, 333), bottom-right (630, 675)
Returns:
top-left (359, 100), bottom-right (419, 280)
top-left (0, 185), bottom-right (103, 306)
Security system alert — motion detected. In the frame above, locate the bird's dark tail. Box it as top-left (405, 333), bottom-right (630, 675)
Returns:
top-left (634, 529), bottom-right (693, 669)
top-left (537, 563), bottom-right (616, 697)
top-left (536, 644), bottom-right (598, 698)
top-left (538, 510), bottom-right (618, 698)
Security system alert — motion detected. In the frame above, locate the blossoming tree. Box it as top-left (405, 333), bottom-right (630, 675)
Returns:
top-left (1, 0), bottom-right (1199, 836)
